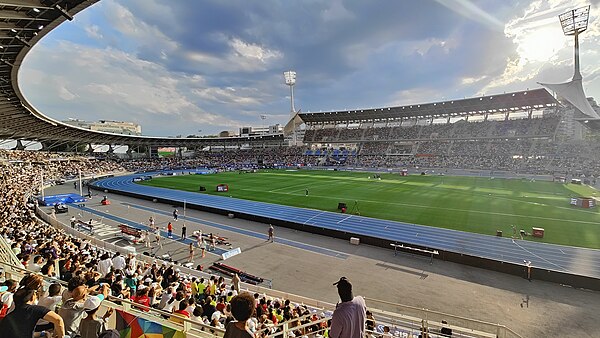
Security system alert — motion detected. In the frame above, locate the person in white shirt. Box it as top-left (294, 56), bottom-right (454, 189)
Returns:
top-left (35, 283), bottom-right (63, 331)
top-left (97, 253), bottom-right (113, 277)
top-left (154, 228), bottom-right (162, 249)
top-left (127, 253), bottom-right (137, 271)
top-left (112, 252), bottom-right (126, 272)
top-left (191, 307), bottom-right (204, 323)
top-left (158, 287), bottom-right (174, 310)
top-left (163, 291), bottom-right (184, 313)
top-left (30, 255), bottom-right (44, 273)
top-left (211, 309), bottom-right (223, 323)
top-left (329, 277), bottom-right (366, 338)
top-left (185, 300), bottom-right (196, 315)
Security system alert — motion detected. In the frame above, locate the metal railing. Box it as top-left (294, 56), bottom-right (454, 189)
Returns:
top-left (365, 297), bottom-right (523, 338)
top-left (0, 235), bottom-right (24, 270)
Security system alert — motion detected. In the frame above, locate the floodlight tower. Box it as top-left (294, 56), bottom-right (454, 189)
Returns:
top-left (559, 5), bottom-right (590, 81)
top-left (283, 70), bottom-right (298, 145)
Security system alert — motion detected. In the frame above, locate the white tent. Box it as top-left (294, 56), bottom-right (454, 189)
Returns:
top-left (539, 79), bottom-right (600, 119)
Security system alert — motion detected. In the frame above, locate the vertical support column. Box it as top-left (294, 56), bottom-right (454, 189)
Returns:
top-left (13, 140), bottom-right (25, 150)
top-left (573, 30), bottom-right (582, 81)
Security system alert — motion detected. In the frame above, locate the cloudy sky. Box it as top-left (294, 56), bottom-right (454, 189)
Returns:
top-left (17, 0), bottom-right (600, 137)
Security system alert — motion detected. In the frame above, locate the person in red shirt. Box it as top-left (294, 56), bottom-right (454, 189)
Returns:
top-left (132, 286), bottom-right (151, 312)
top-left (216, 297), bottom-right (226, 312)
top-left (167, 222), bottom-right (173, 238)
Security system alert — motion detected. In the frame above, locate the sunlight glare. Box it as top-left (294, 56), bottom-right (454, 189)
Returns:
top-left (514, 25), bottom-right (566, 63)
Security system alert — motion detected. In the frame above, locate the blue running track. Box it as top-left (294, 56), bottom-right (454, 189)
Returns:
top-left (92, 173), bottom-right (600, 280)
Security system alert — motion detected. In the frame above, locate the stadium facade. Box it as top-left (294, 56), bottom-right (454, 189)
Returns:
top-left (0, 0), bottom-right (597, 173)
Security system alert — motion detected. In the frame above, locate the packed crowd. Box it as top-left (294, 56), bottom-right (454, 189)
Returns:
top-left (291, 114), bottom-right (600, 175)
top-left (0, 151), bottom-right (127, 337)
top-left (0, 151), bottom-right (347, 338)
top-left (109, 137), bottom-right (600, 176)
top-left (306, 115), bottom-right (560, 143)
top-left (120, 147), bottom-right (320, 172)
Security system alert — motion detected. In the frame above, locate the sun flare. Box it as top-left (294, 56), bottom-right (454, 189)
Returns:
top-left (513, 25), bottom-right (566, 63)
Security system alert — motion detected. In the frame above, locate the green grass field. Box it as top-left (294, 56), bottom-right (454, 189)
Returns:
top-left (139, 170), bottom-right (600, 249)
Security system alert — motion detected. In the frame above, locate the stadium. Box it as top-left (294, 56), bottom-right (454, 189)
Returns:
top-left (0, 1), bottom-right (599, 338)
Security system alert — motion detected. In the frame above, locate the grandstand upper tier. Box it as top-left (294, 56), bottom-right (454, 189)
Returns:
top-left (300, 88), bottom-right (557, 123)
top-left (0, 0), bottom-right (283, 147)
top-left (300, 89), bottom-right (560, 144)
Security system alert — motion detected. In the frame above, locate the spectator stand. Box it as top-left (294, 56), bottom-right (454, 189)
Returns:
top-left (0, 260), bottom-right (225, 338)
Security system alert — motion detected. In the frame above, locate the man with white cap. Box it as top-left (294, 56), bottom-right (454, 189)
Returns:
top-left (329, 277), bottom-right (366, 338)
top-left (59, 284), bottom-right (110, 337)
top-left (79, 295), bottom-right (113, 338)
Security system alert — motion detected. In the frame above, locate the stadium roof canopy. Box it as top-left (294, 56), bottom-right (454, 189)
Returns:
top-left (299, 88), bottom-right (558, 123)
top-left (0, 0), bottom-right (283, 148)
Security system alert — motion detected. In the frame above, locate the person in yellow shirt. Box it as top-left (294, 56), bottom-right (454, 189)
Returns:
top-left (190, 278), bottom-right (198, 299)
top-left (210, 281), bottom-right (217, 296)
top-left (197, 278), bottom-right (206, 301)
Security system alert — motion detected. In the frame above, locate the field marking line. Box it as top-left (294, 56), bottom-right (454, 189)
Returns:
top-left (269, 181), bottom-right (311, 193)
top-left (303, 211), bottom-right (326, 225)
top-left (412, 178), bottom-right (600, 216)
top-left (268, 179), bottom-right (347, 193)
top-left (511, 239), bottom-right (570, 272)
top-left (337, 215), bottom-right (353, 224)
top-left (155, 171), bottom-right (599, 216)
top-left (236, 188), bottom-right (600, 225)
top-left (185, 171), bottom-right (600, 220)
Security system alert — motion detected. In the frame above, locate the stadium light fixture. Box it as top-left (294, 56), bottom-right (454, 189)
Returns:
top-left (559, 5), bottom-right (590, 81)
top-left (283, 70), bottom-right (296, 114)
top-left (283, 70), bottom-right (298, 145)
top-left (559, 6), bottom-right (590, 35)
